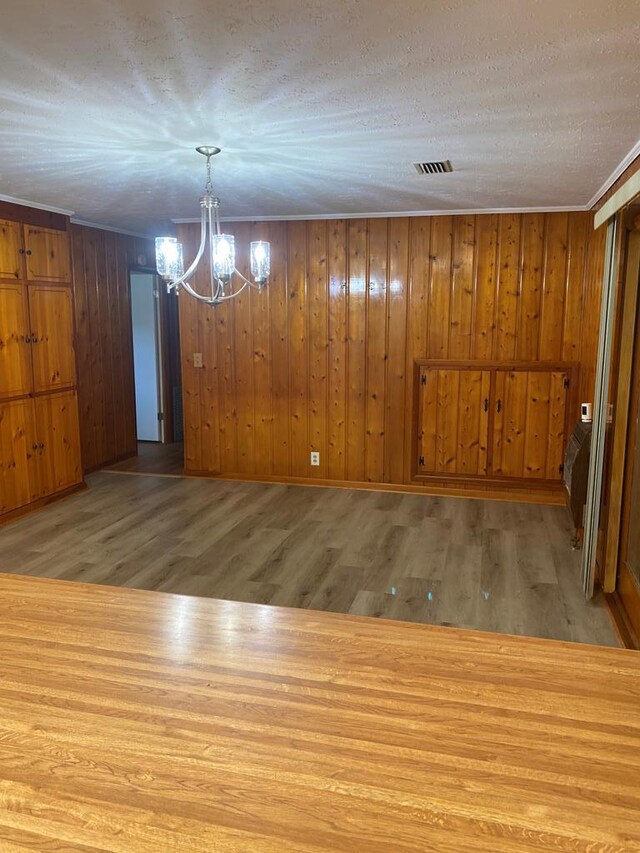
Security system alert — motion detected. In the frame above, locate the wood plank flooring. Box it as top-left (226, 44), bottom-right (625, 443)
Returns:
top-left (0, 470), bottom-right (618, 646)
top-left (106, 441), bottom-right (185, 475)
top-left (0, 574), bottom-right (638, 853)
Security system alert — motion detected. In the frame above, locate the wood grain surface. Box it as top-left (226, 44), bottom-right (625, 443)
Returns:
top-left (176, 212), bottom-right (601, 494)
top-left (0, 573), bottom-right (637, 852)
top-left (69, 223), bottom-right (155, 473)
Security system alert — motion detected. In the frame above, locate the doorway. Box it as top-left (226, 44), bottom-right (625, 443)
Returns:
top-left (130, 272), bottom-right (164, 442)
top-left (126, 271), bottom-right (184, 475)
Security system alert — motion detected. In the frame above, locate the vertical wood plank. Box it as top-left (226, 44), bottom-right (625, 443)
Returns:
top-left (214, 293), bottom-right (238, 474)
top-left (404, 217), bottom-right (431, 483)
top-left (448, 215), bottom-right (475, 359)
top-left (327, 220), bottom-right (347, 480)
top-left (540, 213), bottom-right (569, 361)
top-left (523, 371), bottom-right (552, 478)
top-left (437, 369), bottom-right (460, 473)
top-left (251, 222), bottom-right (273, 475)
top-left (562, 213), bottom-right (588, 366)
top-left (232, 222), bottom-right (254, 474)
top-left (494, 213), bottom-right (522, 360)
top-left (268, 221), bottom-right (290, 476)
top-left (427, 216), bottom-right (453, 359)
top-left (288, 221), bottom-right (309, 478)
top-left (546, 372), bottom-right (568, 480)
top-left (346, 220), bottom-right (367, 482)
top-left (517, 213), bottom-right (545, 361)
top-left (365, 218), bottom-right (387, 482)
top-left (418, 367), bottom-right (437, 472)
top-left (307, 220), bottom-right (329, 479)
top-left (384, 217), bottom-right (409, 483)
top-left (473, 215), bottom-right (498, 360)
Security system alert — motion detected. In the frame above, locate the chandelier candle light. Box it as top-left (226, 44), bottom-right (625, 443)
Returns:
top-left (155, 147), bottom-right (270, 305)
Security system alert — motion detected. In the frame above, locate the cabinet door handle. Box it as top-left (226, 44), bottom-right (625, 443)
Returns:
top-left (496, 399), bottom-right (502, 413)
top-left (32, 443), bottom-right (38, 451)
top-left (18, 248), bottom-right (25, 255)
top-left (25, 249), bottom-right (32, 256)
top-left (25, 335), bottom-right (32, 344)
top-left (38, 442), bottom-right (45, 450)
top-left (31, 332), bottom-right (38, 343)
top-left (483, 398), bottom-right (489, 412)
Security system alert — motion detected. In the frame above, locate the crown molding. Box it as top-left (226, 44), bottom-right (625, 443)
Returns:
top-left (586, 138), bottom-right (640, 210)
top-left (0, 193), bottom-right (74, 217)
top-left (69, 218), bottom-right (152, 239)
top-left (172, 204), bottom-right (588, 225)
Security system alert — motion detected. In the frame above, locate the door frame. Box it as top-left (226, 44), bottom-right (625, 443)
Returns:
top-left (129, 269), bottom-right (165, 443)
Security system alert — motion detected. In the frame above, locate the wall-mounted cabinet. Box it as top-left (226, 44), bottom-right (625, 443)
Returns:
top-left (0, 220), bottom-right (71, 285)
top-left (0, 216), bottom-right (82, 520)
top-left (415, 361), bottom-right (576, 487)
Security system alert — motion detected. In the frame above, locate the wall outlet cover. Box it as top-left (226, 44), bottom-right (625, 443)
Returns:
top-left (310, 451), bottom-right (320, 466)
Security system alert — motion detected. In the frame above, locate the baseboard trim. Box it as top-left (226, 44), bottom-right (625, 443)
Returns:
top-left (168, 469), bottom-right (566, 504)
top-left (604, 592), bottom-right (640, 650)
top-left (0, 482), bottom-right (87, 527)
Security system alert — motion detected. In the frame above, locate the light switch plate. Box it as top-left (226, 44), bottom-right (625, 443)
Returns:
top-left (193, 353), bottom-right (203, 368)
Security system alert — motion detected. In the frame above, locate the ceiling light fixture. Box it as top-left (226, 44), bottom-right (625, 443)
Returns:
top-left (155, 147), bottom-right (270, 305)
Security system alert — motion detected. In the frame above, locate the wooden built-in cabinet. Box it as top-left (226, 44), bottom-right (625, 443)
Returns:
top-left (415, 361), bottom-right (576, 487)
top-left (0, 216), bottom-right (82, 520)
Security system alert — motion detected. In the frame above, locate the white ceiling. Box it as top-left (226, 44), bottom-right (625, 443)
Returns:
top-left (0, 0), bottom-right (638, 235)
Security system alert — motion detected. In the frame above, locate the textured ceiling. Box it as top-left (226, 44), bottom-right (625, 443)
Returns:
top-left (0, 0), bottom-right (638, 234)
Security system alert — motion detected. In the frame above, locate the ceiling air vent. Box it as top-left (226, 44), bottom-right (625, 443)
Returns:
top-left (413, 160), bottom-right (453, 175)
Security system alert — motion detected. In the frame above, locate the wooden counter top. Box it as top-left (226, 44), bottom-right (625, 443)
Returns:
top-left (0, 573), bottom-right (638, 852)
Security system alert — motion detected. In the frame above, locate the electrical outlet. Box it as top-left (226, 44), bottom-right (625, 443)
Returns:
top-left (310, 451), bottom-right (320, 466)
top-left (193, 353), bottom-right (203, 368)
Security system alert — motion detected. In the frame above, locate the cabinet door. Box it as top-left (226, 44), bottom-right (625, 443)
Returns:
top-left (0, 283), bottom-right (32, 399)
top-left (32, 391), bottom-right (82, 497)
top-left (28, 285), bottom-right (76, 392)
top-left (23, 225), bottom-right (71, 283)
top-left (417, 367), bottom-right (490, 476)
top-left (0, 220), bottom-right (25, 281)
top-left (491, 370), bottom-right (568, 480)
top-left (0, 398), bottom-right (36, 513)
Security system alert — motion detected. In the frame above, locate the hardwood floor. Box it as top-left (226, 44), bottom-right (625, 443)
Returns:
top-left (106, 441), bottom-right (185, 475)
top-left (0, 574), bottom-right (638, 852)
top-left (0, 470), bottom-right (618, 646)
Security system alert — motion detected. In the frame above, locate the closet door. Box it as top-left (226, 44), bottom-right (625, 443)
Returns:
top-left (0, 283), bottom-right (32, 399)
top-left (23, 225), bottom-right (71, 283)
top-left (0, 220), bottom-right (25, 281)
top-left (28, 285), bottom-right (76, 393)
top-left (491, 369), bottom-right (569, 481)
top-left (32, 391), bottom-right (82, 497)
top-left (417, 366), bottom-right (491, 476)
top-left (0, 398), bottom-right (36, 513)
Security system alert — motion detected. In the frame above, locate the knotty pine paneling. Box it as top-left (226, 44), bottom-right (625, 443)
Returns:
top-left (178, 212), bottom-right (601, 488)
top-left (70, 224), bottom-right (154, 472)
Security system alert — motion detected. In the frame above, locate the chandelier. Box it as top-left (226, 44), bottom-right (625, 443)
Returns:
top-left (155, 146), bottom-right (270, 305)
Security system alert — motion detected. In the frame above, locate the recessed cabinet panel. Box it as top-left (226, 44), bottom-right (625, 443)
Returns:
top-left (28, 285), bottom-right (76, 392)
top-left (0, 398), bottom-right (36, 513)
top-left (491, 370), bottom-right (568, 481)
top-left (0, 283), bottom-right (32, 399)
top-left (418, 367), bottom-right (490, 476)
top-left (0, 220), bottom-right (24, 281)
top-left (32, 391), bottom-right (82, 497)
top-left (23, 225), bottom-right (71, 283)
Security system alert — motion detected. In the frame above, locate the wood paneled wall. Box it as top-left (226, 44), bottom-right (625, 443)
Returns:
top-left (178, 211), bottom-right (600, 489)
top-left (69, 224), bottom-right (154, 472)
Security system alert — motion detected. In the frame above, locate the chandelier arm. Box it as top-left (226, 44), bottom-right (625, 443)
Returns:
top-left (211, 280), bottom-right (250, 302)
top-left (167, 207), bottom-right (208, 292)
top-left (232, 267), bottom-right (264, 291)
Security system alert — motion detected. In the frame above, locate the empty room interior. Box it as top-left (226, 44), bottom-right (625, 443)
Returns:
top-left (0, 1), bottom-right (639, 850)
